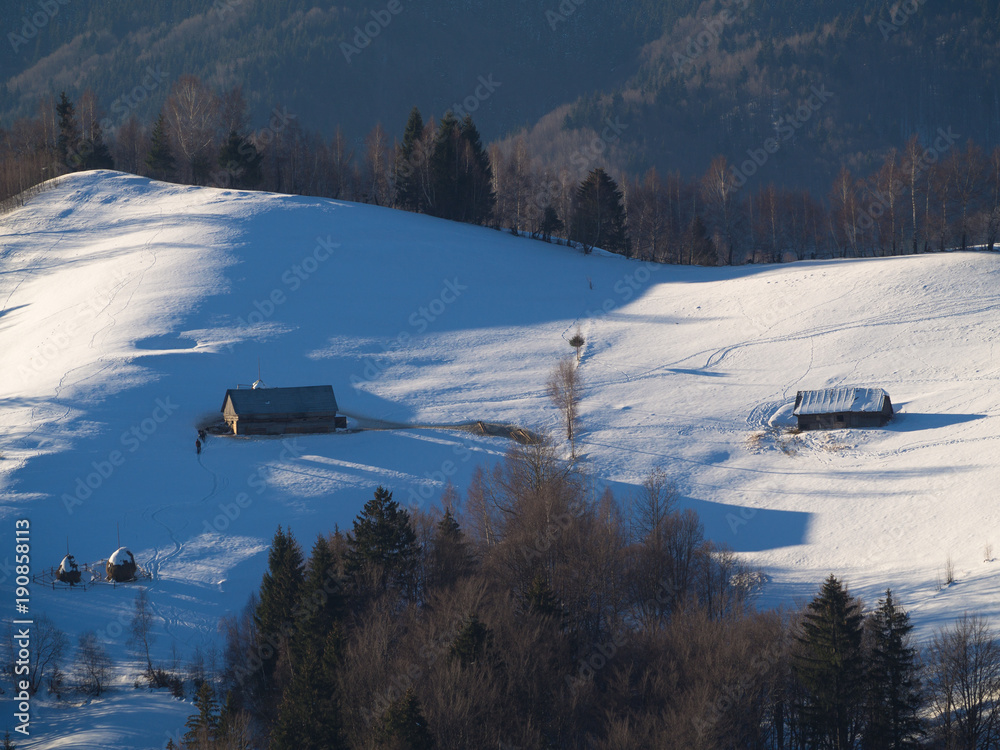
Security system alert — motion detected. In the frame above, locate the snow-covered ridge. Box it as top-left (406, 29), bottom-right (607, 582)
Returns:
top-left (2, 171), bottom-right (999, 747)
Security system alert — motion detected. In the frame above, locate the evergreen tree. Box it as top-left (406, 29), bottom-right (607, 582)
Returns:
top-left (271, 629), bottom-right (346, 750)
top-left (294, 534), bottom-right (345, 657)
top-left (428, 508), bottom-right (474, 589)
top-left (217, 129), bottom-right (262, 189)
top-left (395, 107), bottom-right (424, 212)
top-left (525, 570), bottom-right (564, 624)
top-left (449, 614), bottom-right (493, 668)
top-left (182, 680), bottom-right (219, 749)
top-left (428, 111), bottom-right (462, 222)
top-left (56, 91), bottom-right (81, 172)
top-left (863, 590), bottom-right (924, 749)
top-left (146, 113), bottom-right (176, 181)
top-left (346, 486), bottom-right (419, 595)
top-left (793, 575), bottom-right (865, 750)
top-left (457, 114), bottom-right (495, 225)
top-left (2, 730), bottom-right (16, 750)
top-left (684, 214), bottom-right (716, 265)
top-left (254, 526), bottom-right (304, 687)
top-left (379, 688), bottom-right (434, 750)
top-left (569, 167), bottom-right (629, 255)
top-left (540, 204), bottom-right (564, 242)
top-left (82, 119), bottom-right (115, 171)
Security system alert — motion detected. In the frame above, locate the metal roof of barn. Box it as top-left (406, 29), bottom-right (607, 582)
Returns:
top-left (793, 387), bottom-right (888, 416)
top-left (222, 385), bottom-right (338, 416)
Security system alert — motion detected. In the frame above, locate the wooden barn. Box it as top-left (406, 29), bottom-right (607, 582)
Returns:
top-left (221, 385), bottom-right (346, 435)
top-left (793, 387), bottom-right (893, 430)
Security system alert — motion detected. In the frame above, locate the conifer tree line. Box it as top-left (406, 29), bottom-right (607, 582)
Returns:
top-left (0, 75), bottom-right (1000, 265)
top-left (2, 78), bottom-right (999, 264)
top-left (138, 441), bottom-right (1000, 749)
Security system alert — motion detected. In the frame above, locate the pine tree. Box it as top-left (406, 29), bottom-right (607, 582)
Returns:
top-left (793, 575), bottom-right (865, 750)
top-left (2, 730), bottom-right (16, 750)
top-left (346, 486), bottom-right (419, 595)
top-left (863, 590), bottom-right (924, 749)
top-left (525, 570), bottom-right (564, 624)
top-left (540, 204), bottom-right (564, 242)
top-left (271, 629), bottom-right (346, 749)
top-left (254, 526), bottom-right (304, 688)
top-left (379, 688), bottom-right (434, 750)
top-left (684, 214), bottom-right (715, 265)
top-left (428, 111), bottom-right (462, 221)
top-left (457, 115), bottom-right (495, 225)
top-left (56, 91), bottom-right (81, 172)
top-left (182, 680), bottom-right (219, 749)
top-left (395, 107), bottom-right (425, 212)
top-left (449, 614), bottom-right (493, 668)
top-left (217, 130), bottom-right (262, 189)
top-left (82, 119), bottom-right (114, 171)
top-left (146, 113), bottom-right (176, 181)
top-left (294, 535), bottom-right (345, 656)
top-left (428, 508), bottom-right (474, 589)
top-left (569, 167), bottom-right (629, 255)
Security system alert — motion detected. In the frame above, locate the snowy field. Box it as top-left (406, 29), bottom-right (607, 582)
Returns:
top-left (2, 171), bottom-right (999, 747)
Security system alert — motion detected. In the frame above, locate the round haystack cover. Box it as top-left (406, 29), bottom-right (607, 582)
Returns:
top-left (107, 547), bottom-right (137, 582)
top-left (57, 554), bottom-right (81, 584)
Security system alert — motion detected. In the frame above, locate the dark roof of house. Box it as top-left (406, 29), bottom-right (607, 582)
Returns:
top-left (222, 385), bottom-right (338, 416)
top-left (793, 387), bottom-right (890, 416)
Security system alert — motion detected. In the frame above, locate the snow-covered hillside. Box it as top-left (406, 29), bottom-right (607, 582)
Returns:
top-left (2, 172), bottom-right (999, 747)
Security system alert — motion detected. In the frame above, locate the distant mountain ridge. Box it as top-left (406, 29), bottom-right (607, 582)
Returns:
top-left (2, 0), bottom-right (998, 193)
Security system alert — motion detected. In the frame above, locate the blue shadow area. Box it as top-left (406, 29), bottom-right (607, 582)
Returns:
top-left (887, 412), bottom-right (986, 432)
top-left (686, 495), bottom-right (812, 552)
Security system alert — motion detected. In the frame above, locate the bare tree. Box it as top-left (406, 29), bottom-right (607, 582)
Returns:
top-left (164, 75), bottom-right (220, 184)
top-left (547, 359), bottom-right (582, 458)
top-left (75, 631), bottom-right (113, 695)
top-left (928, 613), bottom-right (1000, 749)
top-left (364, 122), bottom-right (392, 206)
top-left (128, 588), bottom-right (156, 677)
top-left (5, 614), bottom-right (67, 695)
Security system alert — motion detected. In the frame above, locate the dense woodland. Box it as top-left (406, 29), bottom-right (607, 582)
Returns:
top-left (10, 441), bottom-right (1000, 749)
top-left (2, 79), bottom-right (1000, 267)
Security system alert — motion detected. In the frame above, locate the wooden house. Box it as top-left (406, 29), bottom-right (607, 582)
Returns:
top-left (221, 385), bottom-right (345, 435)
top-left (793, 387), bottom-right (893, 430)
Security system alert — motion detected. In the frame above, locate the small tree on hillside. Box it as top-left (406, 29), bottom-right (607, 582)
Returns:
top-left (128, 588), bottom-right (156, 677)
top-left (547, 358), bottom-right (582, 458)
top-left (75, 631), bottom-right (113, 695)
top-left (568, 330), bottom-right (585, 362)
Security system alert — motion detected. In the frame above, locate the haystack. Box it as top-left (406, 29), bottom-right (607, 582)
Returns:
top-left (107, 547), bottom-right (137, 582)
top-left (56, 554), bottom-right (82, 585)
